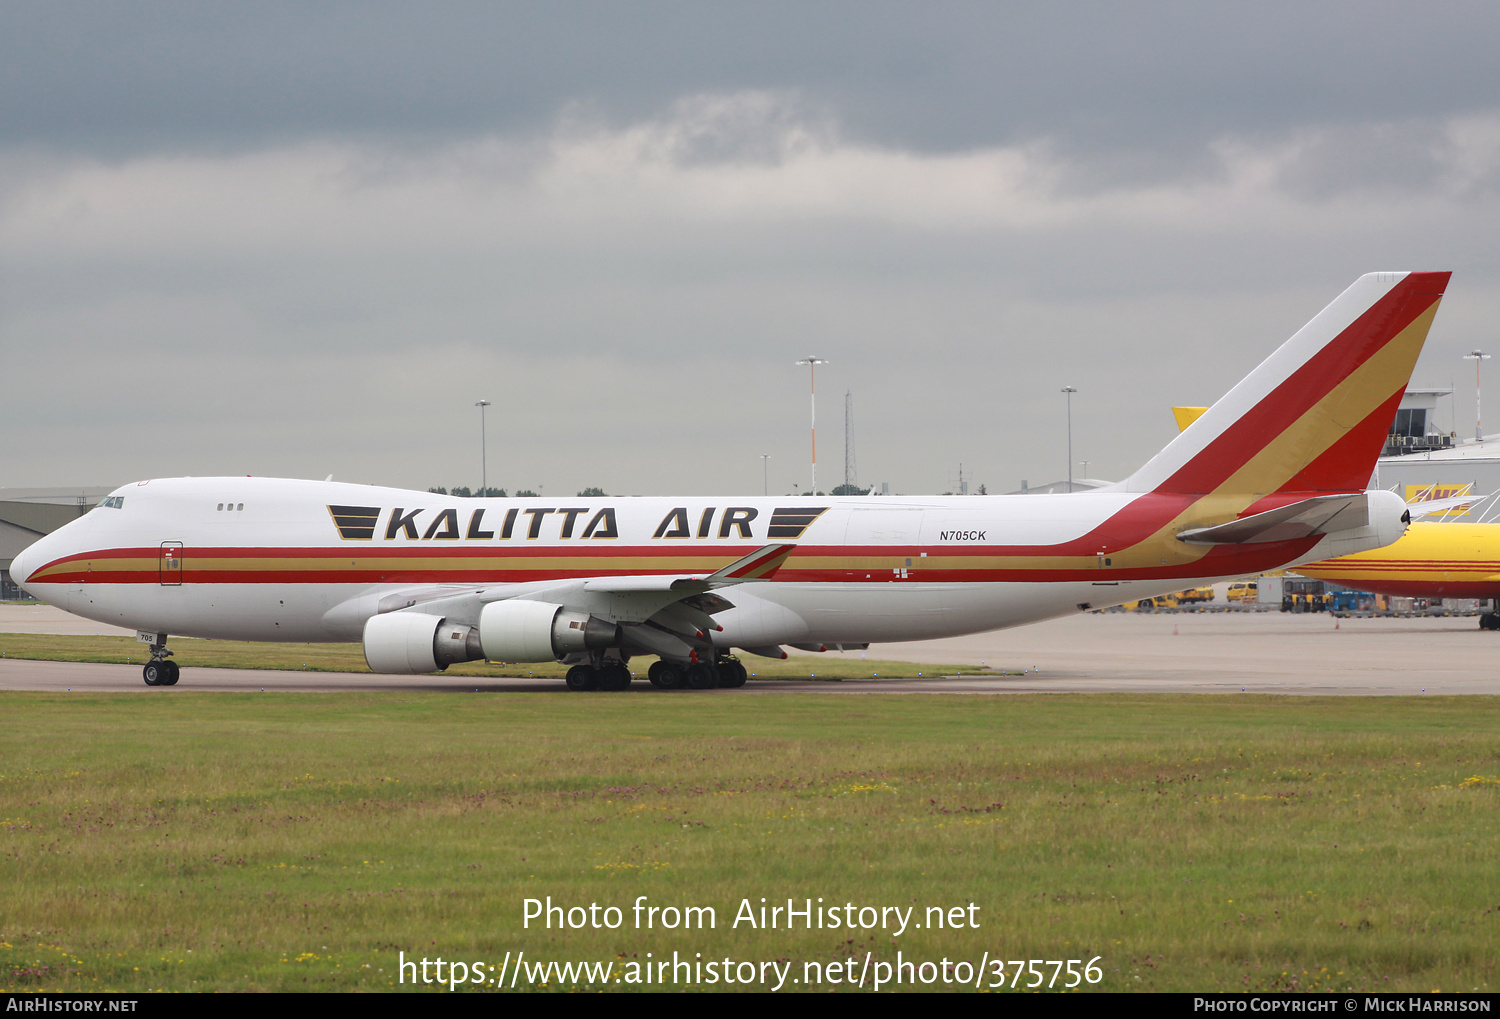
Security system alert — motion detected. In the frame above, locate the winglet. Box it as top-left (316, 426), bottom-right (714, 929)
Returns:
top-left (706, 543), bottom-right (798, 582)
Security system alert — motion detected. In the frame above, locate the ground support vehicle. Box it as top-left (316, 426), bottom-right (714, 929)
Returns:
top-left (1282, 577), bottom-right (1330, 612)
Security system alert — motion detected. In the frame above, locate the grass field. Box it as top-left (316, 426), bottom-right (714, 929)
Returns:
top-left (1, 692), bottom-right (1496, 993)
top-left (0, 633), bottom-right (984, 681)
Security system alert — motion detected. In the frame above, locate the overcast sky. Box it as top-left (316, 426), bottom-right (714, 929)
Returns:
top-left (4, 2), bottom-right (1500, 496)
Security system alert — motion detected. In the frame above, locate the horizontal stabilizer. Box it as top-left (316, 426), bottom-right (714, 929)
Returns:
top-left (1406, 494), bottom-right (1479, 519)
top-left (1176, 493), bottom-right (1370, 545)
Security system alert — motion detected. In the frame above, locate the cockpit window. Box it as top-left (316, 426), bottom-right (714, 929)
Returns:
top-left (94, 496), bottom-right (125, 510)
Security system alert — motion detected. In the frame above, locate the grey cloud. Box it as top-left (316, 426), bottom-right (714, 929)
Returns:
top-left (1268, 121), bottom-right (1459, 200)
top-left (5, 0), bottom-right (1499, 169)
top-left (3, 4), bottom-right (1498, 495)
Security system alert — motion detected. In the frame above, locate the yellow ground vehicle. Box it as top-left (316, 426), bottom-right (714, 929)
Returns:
top-left (1122, 593), bottom-right (1180, 611)
top-left (1226, 581), bottom-right (1258, 603)
top-left (1177, 586), bottom-right (1215, 604)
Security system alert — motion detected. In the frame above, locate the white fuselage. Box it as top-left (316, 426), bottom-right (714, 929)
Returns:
top-left (11, 477), bottom-right (1403, 650)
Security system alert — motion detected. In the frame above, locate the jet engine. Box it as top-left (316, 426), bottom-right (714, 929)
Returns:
top-left (478, 600), bottom-right (619, 661)
top-left (361, 601), bottom-right (620, 675)
top-left (363, 612), bottom-right (484, 674)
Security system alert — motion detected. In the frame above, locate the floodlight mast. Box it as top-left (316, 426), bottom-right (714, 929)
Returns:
top-left (475, 400), bottom-right (492, 494)
top-left (1465, 350), bottom-right (1491, 443)
top-left (796, 357), bottom-right (830, 494)
top-left (1061, 386), bottom-right (1078, 492)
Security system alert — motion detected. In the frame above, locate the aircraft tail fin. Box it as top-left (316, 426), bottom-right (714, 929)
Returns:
top-left (1171, 406), bottom-right (1209, 432)
top-left (1122, 272), bottom-right (1450, 498)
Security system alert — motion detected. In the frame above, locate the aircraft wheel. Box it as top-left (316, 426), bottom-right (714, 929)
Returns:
top-left (565, 664), bottom-right (598, 691)
top-left (1482, 613), bottom-right (1498, 631)
top-left (685, 662), bottom-right (717, 690)
top-left (143, 662), bottom-right (165, 686)
top-left (600, 664), bottom-right (630, 691)
top-left (719, 660), bottom-right (748, 688)
top-left (162, 661), bottom-right (180, 686)
top-left (650, 662), bottom-right (685, 689)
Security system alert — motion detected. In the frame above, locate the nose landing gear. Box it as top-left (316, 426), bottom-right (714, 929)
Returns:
top-left (142, 634), bottom-right (179, 686)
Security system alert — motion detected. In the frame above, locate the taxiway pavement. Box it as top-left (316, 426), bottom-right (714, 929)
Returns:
top-left (1, 604), bottom-right (1494, 695)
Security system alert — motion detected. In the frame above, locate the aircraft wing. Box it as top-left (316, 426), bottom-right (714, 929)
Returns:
top-left (331, 543), bottom-right (798, 641)
top-left (1176, 493), bottom-right (1374, 545)
top-left (582, 543), bottom-right (797, 593)
top-left (392, 544), bottom-right (799, 661)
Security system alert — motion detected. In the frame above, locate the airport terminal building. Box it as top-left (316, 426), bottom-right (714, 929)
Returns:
top-left (1374, 388), bottom-right (1500, 520)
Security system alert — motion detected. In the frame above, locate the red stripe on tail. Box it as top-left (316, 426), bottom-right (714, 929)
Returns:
top-left (1152, 271), bottom-right (1448, 496)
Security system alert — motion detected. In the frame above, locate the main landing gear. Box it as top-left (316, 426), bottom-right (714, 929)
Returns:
top-left (644, 656), bottom-right (747, 692)
top-left (142, 634), bottom-right (179, 687)
top-left (565, 660), bottom-right (632, 691)
top-left (559, 652), bottom-right (750, 693)
top-left (564, 654), bottom-right (750, 693)
top-left (1480, 612), bottom-right (1500, 631)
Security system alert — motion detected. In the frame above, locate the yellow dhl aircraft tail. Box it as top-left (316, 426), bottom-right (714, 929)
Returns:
top-left (1170, 405), bottom-right (1500, 610)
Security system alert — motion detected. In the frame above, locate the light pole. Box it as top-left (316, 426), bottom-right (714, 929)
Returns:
top-left (796, 357), bottom-right (829, 494)
top-left (760, 454), bottom-right (770, 496)
top-left (1465, 350), bottom-right (1491, 443)
top-left (1061, 386), bottom-right (1077, 492)
top-left (475, 400), bottom-right (491, 494)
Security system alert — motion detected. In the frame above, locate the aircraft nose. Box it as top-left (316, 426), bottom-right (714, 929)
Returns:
top-left (9, 540), bottom-right (37, 593)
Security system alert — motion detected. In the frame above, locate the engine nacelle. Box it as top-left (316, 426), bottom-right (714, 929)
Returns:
top-left (479, 600), bottom-right (619, 661)
top-left (363, 612), bottom-right (484, 675)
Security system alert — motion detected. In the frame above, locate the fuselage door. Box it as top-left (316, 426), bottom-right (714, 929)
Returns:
top-left (159, 542), bottom-right (183, 586)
